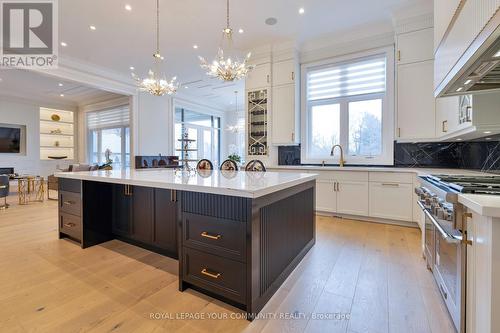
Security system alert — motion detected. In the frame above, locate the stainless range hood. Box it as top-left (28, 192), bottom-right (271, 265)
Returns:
top-left (437, 11), bottom-right (500, 97)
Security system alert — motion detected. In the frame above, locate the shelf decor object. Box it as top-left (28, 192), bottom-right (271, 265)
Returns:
top-left (40, 107), bottom-right (74, 160)
top-left (132, 0), bottom-right (178, 96)
top-left (247, 90), bottom-right (268, 156)
top-left (199, 0), bottom-right (254, 82)
top-left (176, 130), bottom-right (197, 170)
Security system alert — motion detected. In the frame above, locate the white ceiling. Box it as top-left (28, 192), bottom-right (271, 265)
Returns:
top-left (0, 69), bottom-right (124, 107)
top-left (16, 0), bottom-right (431, 109)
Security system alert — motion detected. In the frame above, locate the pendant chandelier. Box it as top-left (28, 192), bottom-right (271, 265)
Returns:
top-left (132, 0), bottom-right (178, 96)
top-left (199, 0), bottom-right (254, 82)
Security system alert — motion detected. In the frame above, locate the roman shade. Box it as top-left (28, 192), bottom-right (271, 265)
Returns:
top-left (86, 105), bottom-right (130, 130)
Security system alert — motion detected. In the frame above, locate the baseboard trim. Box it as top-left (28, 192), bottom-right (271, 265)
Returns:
top-left (315, 211), bottom-right (419, 228)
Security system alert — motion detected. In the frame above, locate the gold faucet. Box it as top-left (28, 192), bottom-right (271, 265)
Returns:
top-left (330, 144), bottom-right (345, 167)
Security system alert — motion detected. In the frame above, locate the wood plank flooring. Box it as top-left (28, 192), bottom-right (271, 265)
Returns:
top-left (0, 195), bottom-right (456, 333)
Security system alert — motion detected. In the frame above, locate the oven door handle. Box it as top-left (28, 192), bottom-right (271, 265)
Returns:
top-left (418, 200), bottom-right (461, 244)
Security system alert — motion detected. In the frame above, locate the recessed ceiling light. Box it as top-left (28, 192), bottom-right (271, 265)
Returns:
top-left (193, 44), bottom-right (198, 49)
top-left (125, 4), bottom-right (132, 11)
top-left (265, 17), bottom-right (278, 26)
top-left (184, 86), bottom-right (189, 89)
top-left (238, 28), bottom-right (244, 34)
top-left (456, 87), bottom-right (463, 92)
top-left (129, 66), bottom-right (135, 70)
top-left (456, 138), bottom-right (462, 141)
top-left (60, 41), bottom-right (67, 47)
top-left (464, 79), bottom-right (472, 85)
top-left (494, 50), bottom-right (500, 58)
top-left (160, 56), bottom-right (164, 60)
top-left (89, 25), bottom-right (96, 31)
top-left (299, 7), bottom-right (305, 14)
top-left (0, 78), bottom-right (3, 82)
top-left (58, 83), bottom-right (63, 87)
top-left (486, 137), bottom-right (492, 140)
top-left (484, 131), bottom-right (492, 134)
top-left (60, 94), bottom-right (65, 97)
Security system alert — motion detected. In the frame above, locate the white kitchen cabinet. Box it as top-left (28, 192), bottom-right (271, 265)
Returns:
top-left (433, 0), bottom-right (461, 51)
top-left (245, 62), bottom-right (271, 90)
top-left (271, 57), bottom-right (300, 146)
top-left (316, 179), bottom-right (337, 213)
top-left (272, 84), bottom-right (299, 145)
top-left (369, 182), bottom-right (413, 221)
top-left (435, 95), bottom-right (460, 137)
top-left (272, 59), bottom-right (296, 86)
top-left (397, 28), bottom-right (434, 65)
top-left (337, 181), bottom-right (369, 216)
top-left (397, 60), bottom-right (436, 140)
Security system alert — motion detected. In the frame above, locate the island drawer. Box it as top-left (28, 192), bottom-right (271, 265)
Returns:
top-left (59, 191), bottom-right (82, 216)
top-left (183, 247), bottom-right (246, 304)
top-left (183, 213), bottom-right (246, 262)
top-left (59, 212), bottom-right (82, 241)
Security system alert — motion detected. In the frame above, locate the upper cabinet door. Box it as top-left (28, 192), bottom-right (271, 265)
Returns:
top-left (397, 28), bottom-right (434, 65)
top-left (435, 96), bottom-right (460, 137)
top-left (272, 84), bottom-right (299, 145)
top-left (246, 62), bottom-right (271, 90)
top-left (397, 60), bottom-right (436, 140)
top-left (272, 59), bottom-right (296, 86)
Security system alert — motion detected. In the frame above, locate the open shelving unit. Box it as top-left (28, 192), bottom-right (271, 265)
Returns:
top-left (40, 107), bottom-right (75, 160)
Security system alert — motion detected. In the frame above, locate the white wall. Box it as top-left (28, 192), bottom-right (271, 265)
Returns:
top-left (0, 95), bottom-right (77, 176)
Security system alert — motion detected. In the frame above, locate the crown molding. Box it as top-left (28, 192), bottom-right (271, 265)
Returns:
top-left (0, 90), bottom-right (78, 110)
top-left (30, 55), bottom-right (137, 96)
top-left (393, 12), bottom-right (434, 34)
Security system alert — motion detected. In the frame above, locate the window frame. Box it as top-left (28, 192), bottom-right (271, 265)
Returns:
top-left (87, 125), bottom-right (130, 169)
top-left (300, 46), bottom-right (394, 165)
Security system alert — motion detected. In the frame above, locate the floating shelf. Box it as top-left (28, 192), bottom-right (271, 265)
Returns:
top-left (40, 107), bottom-right (75, 160)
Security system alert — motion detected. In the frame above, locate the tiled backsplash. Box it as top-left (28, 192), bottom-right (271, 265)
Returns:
top-left (278, 140), bottom-right (500, 171)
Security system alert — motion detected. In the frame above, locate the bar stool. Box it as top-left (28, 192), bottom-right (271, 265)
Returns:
top-left (245, 160), bottom-right (266, 172)
top-left (220, 159), bottom-right (239, 171)
top-left (197, 159), bottom-right (214, 170)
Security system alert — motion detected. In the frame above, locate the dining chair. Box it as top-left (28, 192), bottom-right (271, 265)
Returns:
top-left (0, 175), bottom-right (10, 209)
top-left (245, 160), bottom-right (266, 172)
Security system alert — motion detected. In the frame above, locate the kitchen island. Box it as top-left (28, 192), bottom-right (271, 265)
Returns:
top-left (55, 169), bottom-right (317, 319)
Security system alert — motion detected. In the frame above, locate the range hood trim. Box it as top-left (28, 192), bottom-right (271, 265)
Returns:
top-left (435, 10), bottom-right (500, 97)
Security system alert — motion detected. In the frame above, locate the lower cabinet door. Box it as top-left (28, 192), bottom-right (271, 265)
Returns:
top-left (315, 180), bottom-right (337, 213)
top-left (153, 189), bottom-right (177, 254)
top-left (112, 184), bottom-right (132, 237)
top-left (369, 182), bottom-right (413, 221)
top-left (337, 181), bottom-right (369, 216)
top-left (131, 186), bottom-right (154, 244)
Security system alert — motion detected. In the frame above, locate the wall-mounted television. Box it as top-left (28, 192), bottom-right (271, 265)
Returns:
top-left (0, 127), bottom-right (21, 153)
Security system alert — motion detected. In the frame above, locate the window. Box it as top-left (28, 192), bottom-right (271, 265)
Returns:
top-left (175, 108), bottom-right (221, 168)
top-left (87, 105), bottom-right (130, 169)
top-left (301, 47), bottom-right (394, 165)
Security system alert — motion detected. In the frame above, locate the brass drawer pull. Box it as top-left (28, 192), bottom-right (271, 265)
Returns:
top-left (201, 231), bottom-right (221, 240)
top-left (201, 268), bottom-right (221, 279)
top-left (63, 200), bottom-right (75, 205)
top-left (63, 222), bottom-right (76, 228)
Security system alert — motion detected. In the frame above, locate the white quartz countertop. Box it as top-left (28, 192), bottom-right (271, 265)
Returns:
top-left (458, 195), bottom-right (500, 218)
top-left (55, 169), bottom-right (317, 199)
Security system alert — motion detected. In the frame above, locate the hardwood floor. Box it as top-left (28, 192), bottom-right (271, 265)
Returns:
top-left (0, 194), bottom-right (456, 333)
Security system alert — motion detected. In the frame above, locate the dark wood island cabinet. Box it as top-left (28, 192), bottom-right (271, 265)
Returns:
top-left (56, 169), bottom-right (316, 320)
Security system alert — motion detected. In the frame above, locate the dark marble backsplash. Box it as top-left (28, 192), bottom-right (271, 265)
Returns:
top-left (278, 140), bottom-right (500, 172)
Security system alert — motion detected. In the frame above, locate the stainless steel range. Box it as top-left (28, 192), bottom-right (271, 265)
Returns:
top-left (416, 174), bottom-right (500, 333)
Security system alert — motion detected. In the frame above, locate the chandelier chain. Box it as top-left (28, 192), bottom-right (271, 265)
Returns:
top-left (156, 0), bottom-right (160, 55)
top-left (226, 0), bottom-right (230, 29)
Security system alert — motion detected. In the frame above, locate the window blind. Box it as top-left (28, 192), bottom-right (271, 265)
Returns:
top-left (307, 56), bottom-right (386, 101)
top-left (87, 105), bottom-right (130, 130)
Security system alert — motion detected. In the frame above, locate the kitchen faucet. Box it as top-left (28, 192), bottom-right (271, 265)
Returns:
top-left (330, 144), bottom-right (345, 167)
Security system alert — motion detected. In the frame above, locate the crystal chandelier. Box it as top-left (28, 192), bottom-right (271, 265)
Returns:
top-left (199, 0), bottom-right (254, 82)
top-left (132, 0), bottom-right (178, 96)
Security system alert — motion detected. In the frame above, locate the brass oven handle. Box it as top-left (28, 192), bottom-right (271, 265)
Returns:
top-left (201, 232), bottom-right (221, 240)
top-left (63, 222), bottom-right (76, 228)
top-left (201, 268), bottom-right (221, 279)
